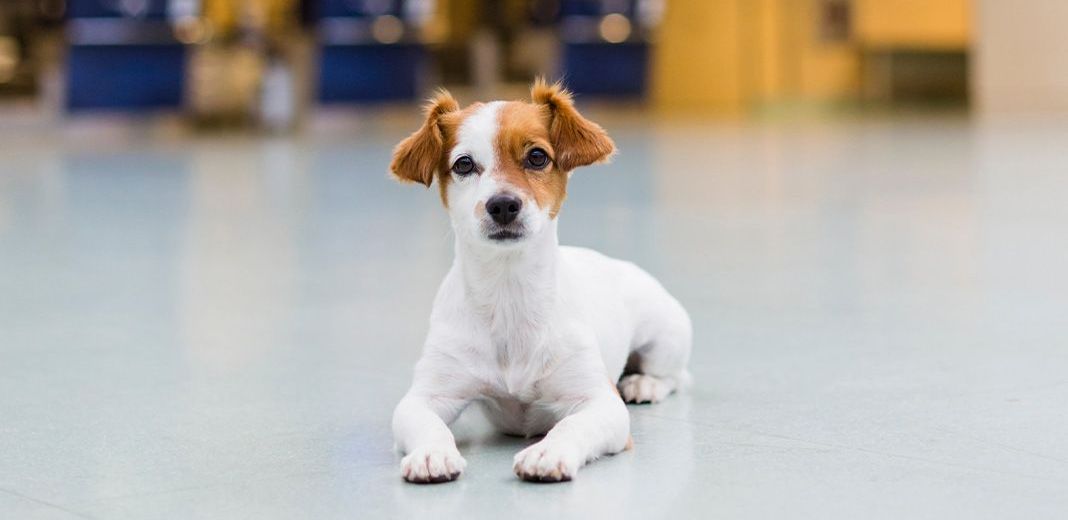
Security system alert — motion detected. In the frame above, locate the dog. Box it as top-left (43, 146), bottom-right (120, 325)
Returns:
top-left (389, 80), bottom-right (692, 483)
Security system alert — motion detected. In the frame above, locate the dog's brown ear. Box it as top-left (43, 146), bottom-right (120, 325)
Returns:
top-left (390, 90), bottom-right (460, 187)
top-left (531, 78), bottom-right (616, 172)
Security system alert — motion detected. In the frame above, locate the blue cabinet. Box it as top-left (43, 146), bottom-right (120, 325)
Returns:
top-left (65, 1), bottom-right (186, 111)
top-left (67, 0), bottom-right (171, 19)
top-left (561, 42), bottom-right (647, 97)
top-left (559, 0), bottom-right (650, 97)
top-left (319, 44), bottom-right (425, 103)
top-left (314, 0), bottom-right (427, 103)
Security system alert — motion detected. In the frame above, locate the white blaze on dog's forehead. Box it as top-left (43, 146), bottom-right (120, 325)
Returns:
top-left (451, 101), bottom-right (503, 167)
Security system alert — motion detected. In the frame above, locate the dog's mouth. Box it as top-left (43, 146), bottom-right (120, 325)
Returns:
top-left (484, 222), bottom-right (526, 242)
top-left (487, 229), bottom-right (524, 242)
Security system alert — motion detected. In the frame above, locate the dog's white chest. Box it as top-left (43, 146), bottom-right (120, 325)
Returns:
top-left (479, 379), bottom-right (560, 437)
top-left (466, 345), bottom-right (561, 435)
top-left (500, 358), bottom-right (541, 398)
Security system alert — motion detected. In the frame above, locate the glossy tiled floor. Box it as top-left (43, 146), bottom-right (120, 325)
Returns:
top-left (2, 111), bottom-right (1067, 519)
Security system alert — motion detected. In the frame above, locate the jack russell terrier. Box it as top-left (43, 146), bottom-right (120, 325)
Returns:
top-left (389, 80), bottom-right (692, 483)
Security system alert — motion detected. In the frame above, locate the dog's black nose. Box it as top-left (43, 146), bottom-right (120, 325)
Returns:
top-left (486, 194), bottom-right (522, 225)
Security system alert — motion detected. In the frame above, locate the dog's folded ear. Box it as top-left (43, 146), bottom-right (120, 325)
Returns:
top-left (390, 90), bottom-right (460, 187)
top-left (531, 78), bottom-right (616, 172)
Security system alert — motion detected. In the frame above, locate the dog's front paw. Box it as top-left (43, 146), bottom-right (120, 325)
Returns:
top-left (513, 440), bottom-right (582, 482)
top-left (401, 445), bottom-right (466, 483)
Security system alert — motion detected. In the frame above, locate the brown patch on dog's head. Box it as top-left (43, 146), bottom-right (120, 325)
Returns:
top-left (390, 90), bottom-right (458, 187)
top-left (530, 78), bottom-right (615, 172)
top-left (391, 81), bottom-right (614, 215)
top-left (391, 90), bottom-right (479, 207)
top-left (485, 81), bottom-right (615, 218)
top-left (492, 102), bottom-right (570, 217)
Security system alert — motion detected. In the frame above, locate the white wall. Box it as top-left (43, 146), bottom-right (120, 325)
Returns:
top-left (975, 0), bottom-right (1068, 112)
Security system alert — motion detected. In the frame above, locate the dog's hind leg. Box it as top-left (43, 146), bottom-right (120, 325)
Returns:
top-left (618, 299), bottom-right (692, 404)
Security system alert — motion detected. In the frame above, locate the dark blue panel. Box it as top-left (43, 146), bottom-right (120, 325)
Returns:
top-left (561, 0), bottom-right (638, 17)
top-left (561, 42), bottom-right (647, 97)
top-left (67, 45), bottom-right (186, 111)
top-left (67, 0), bottom-right (171, 19)
top-left (318, 44), bottom-right (424, 103)
top-left (317, 0), bottom-right (402, 18)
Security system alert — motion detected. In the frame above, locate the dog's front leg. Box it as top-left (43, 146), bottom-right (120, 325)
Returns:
top-left (392, 389), bottom-right (469, 483)
top-left (512, 385), bottom-right (630, 482)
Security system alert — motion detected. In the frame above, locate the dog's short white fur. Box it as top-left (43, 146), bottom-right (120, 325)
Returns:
top-left (390, 81), bottom-right (692, 483)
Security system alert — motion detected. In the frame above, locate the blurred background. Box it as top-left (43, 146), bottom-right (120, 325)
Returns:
top-left (3, 0), bottom-right (1060, 123)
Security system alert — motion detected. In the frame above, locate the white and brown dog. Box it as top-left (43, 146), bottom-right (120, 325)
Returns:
top-left (390, 80), bottom-right (692, 483)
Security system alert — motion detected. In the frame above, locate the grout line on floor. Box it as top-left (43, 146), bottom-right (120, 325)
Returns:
top-left (932, 426), bottom-right (1068, 467)
top-left (0, 487), bottom-right (97, 520)
top-left (632, 411), bottom-right (1068, 483)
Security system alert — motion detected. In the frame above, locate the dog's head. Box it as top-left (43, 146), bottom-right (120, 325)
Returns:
top-left (390, 80), bottom-right (615, 247)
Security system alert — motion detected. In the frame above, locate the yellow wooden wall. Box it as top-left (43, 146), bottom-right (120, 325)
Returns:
top-left (764, 0), bottom-right (860, 102)
top-left (201, 0), bottom-right (299, 37)
top-left (653, 0), bottom-right (972, 112)
top-left (653, 0), bottom-right (861, 111)
top-left (854, 0), bottom-right (971, 49)
top-left (652, 0), bottom-right (744, 112)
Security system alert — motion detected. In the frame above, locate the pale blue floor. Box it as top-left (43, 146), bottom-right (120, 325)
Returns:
top-left (1, 112), bottom-right (1067, 519)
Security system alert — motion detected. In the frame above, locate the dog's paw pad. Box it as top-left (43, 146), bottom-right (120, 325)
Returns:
top-left (401, 445), bottom-right (466, 484)
top-left (513, 441), bottom-right (581, 482)
top-left (618, 374), bottom-right (673, 404)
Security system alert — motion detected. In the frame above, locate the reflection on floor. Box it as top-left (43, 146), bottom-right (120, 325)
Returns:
top-left (1, 112), bottom-right (1067, 519)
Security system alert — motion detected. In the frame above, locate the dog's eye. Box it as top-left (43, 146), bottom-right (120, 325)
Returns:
top-left (524, 148), bottom-right (549, 170)
top-left (451, 156), bottom-right (475, 176)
